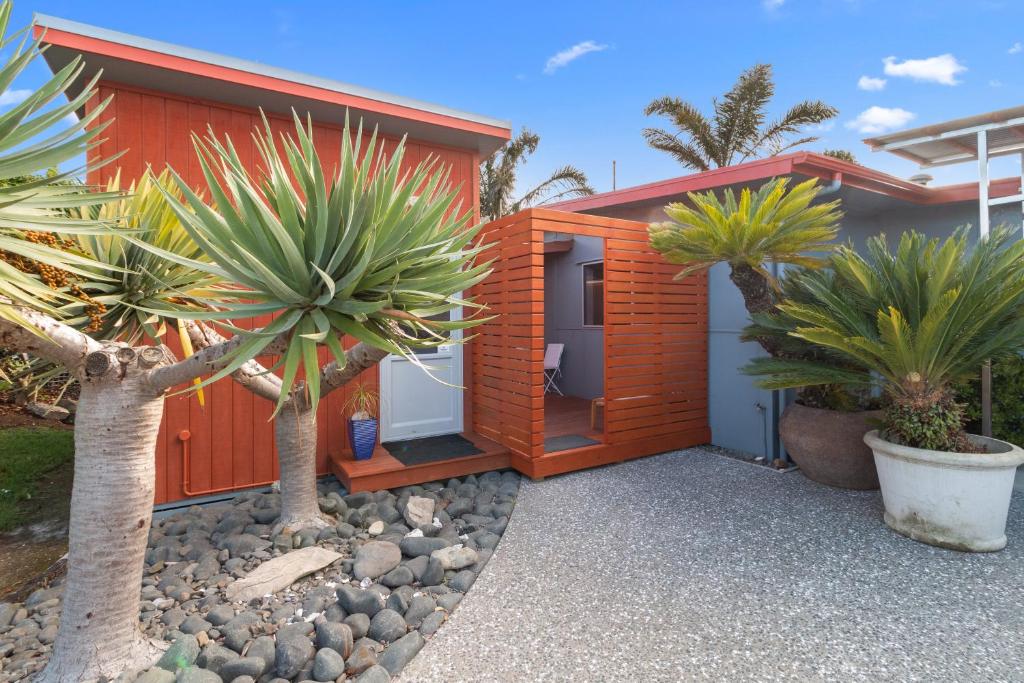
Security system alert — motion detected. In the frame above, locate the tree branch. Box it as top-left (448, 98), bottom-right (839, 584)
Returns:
top-left (0, 303), bottom-right (101, 373)
top-left (185, 321), bottom-right (282, 403)
top-left (147, 326), bottom-right (289, 393)
top-left (320, 342), bottom-right (389, 399)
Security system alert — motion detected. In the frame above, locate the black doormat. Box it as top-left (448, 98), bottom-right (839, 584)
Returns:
top-left (382, 433), bottom-right (483, 467)
top-left (544, 434), bottom-right (601, 453)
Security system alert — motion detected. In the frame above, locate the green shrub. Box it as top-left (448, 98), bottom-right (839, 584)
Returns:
top-left (955, 353), bottom-right (1024, 446)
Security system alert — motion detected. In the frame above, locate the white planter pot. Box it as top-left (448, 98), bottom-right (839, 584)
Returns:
top-left (864, 430), bottom-right (1024, 552)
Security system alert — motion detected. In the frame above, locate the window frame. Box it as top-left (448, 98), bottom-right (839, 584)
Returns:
top-left (581, 259), bottom-right (604, 328)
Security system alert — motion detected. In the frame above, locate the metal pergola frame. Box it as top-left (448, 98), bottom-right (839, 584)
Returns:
top-left (865, 106), bottom-right (1024, 436)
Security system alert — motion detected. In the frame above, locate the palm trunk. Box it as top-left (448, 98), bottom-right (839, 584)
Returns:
top-left (40, 346), bottom-right (166, 683)
top-left (274, 398), bottom-right (329, 532)
top-left (729, 262), bottom-right (786, 357)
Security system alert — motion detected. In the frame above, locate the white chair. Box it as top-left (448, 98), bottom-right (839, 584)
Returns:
top-left (544, 343), bottom-right (565, 396)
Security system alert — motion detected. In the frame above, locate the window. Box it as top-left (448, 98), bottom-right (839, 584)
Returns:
top-left (583, 261), bottom-right (604, 326)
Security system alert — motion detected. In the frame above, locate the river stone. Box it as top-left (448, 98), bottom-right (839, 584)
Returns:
top-left (380, 565), bottom-right (414, 588)
top-left (368, 609), bottom-right (407, 643)
top-left (196, 643), bottom-right (238, 675)
top-left (337, 586), bottom-right (384, 617)
top-left (353, 541), bottom-right (401, 580)
top-left (344, 613), bottom-right (371, 640)
top-left (354, 664), bottom-right (391, 683)
top-left (157, 634), bottom-right (200, 671)
top-left (315, 621), bottom-right (354, 658)
top-left (419, 610), bottom-right (446, 637)
top-left (179, 614), bottom-right (212, 636)
top-left (403, 556), bottom-right (429, 581)
top-left (312, 646), bottom-right (346, 681)
top-left (436, 592), bottom-right (462, 612)
top-left (430, 545), bottom-right (479, 570)
top-left (367, 520), bottom-right (385, 536)
top-left (205, 605), bottom-right (234, 627)
top-left (219, 533), bottom-right (270, 558)
top-left (403, 496), bottom-right (434, 527)
top-left (247, 635), bottom-right (276, 671)
top-left (399, 536), bottom-right (450, 558)
top-left (218, 656), bottom-right (265, 680)
top-left (402, 595), bottom-right (435, 628)
top-left (448, 569), bottom-right (477, 592)
top-left (378, 631), bottom-right (425, 675)
top-left (419, 557), bottom-right (444, 586)
top-left (174, 666), bottom-right (222, 683)
top-left (275, 632), bottom-right (315, 679)
top-left (135, 669), bottom-right (175, 683)
top-left (345, 640), bottom-right (378, 675)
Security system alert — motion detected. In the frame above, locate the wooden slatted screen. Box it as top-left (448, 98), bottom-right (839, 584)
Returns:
top-left (471, 208), bottom-right (708, 468)
top-left (471, 213), bottom-right (544, 457)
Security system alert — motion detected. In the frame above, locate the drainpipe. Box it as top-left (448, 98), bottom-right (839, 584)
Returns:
top-left (773, 172), bottom-right (843, 462)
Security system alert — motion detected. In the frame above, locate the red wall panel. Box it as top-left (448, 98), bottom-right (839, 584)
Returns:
top-left (89, 82), bottom-right (478, 504)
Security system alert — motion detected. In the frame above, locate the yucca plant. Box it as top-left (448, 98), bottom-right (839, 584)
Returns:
top-left (649, 177), bottom-right (841, 356)
top-left (144, 112), bottom-right (492, 530)
top-left (747, 227), bottom-right (1024, 451)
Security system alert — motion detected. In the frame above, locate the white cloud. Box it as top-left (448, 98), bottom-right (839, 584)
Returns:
top-left (1010, 42), bottom-right (1022, 54)
top-left (857, 75), bottom-right (887, 91)
top-left (762, 0), bottom-right (785, 9)
top-left (990, 79), bottom-right (1004, 88)
top-left (882, 54), bottom-right (966, 85)
top-left (845, 106), bottom-right (916, 134)
top-left (543, 40), bottom-right (608, 75)
top-left (0, 88), bottom-right (32, 106)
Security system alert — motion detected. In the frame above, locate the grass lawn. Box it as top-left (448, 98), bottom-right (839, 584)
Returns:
top-left (0, 427), bottom-right (74, 532)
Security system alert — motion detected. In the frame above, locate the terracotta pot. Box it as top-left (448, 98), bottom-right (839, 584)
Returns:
top-left (779, 403), bottom-right (882, 490)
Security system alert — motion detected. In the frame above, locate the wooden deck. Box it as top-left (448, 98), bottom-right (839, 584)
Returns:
top-left (544, 394), bottom-right (603, 441)
top-left (330, 431), bottom-right (511, 493)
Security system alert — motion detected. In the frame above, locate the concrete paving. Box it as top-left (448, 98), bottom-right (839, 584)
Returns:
top-left (401, 448), bottom-right (1024, 682)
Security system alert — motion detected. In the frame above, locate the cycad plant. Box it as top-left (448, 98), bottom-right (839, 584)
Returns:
top-left (746, 228), bottom-right (1024, 451)
top-left (649, 177), bottom-right (841, 356)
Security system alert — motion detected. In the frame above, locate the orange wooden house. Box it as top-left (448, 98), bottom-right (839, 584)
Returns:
top-left (35, 14), bottom-right (709, 501)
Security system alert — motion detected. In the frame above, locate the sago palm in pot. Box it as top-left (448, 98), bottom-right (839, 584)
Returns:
top-left (750, 228), bottom-right (1024, 551)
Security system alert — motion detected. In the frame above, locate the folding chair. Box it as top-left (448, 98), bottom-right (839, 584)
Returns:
top-left (544, 343), bottom-right (565, 396)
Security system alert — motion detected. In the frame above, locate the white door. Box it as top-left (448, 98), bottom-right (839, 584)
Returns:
top-left (379, 311), bottom-right (464, 442)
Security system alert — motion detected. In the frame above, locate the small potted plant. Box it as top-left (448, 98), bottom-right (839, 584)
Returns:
top-left (345, 383), bottom-right (379, 461)
top-left (752, 228), bottom-right (1024, 551)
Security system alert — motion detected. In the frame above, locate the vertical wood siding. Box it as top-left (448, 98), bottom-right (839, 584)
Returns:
top-left (89, 82), bottom-right (477, 504)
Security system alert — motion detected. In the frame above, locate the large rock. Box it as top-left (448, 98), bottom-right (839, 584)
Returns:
top-left (380, 565), bottom-right (414, 588)
top-left (355, 664), bottom-right (392, 683)
top-left (225, 546), bottom-right (342, 601)
top-left (218, 656), bottom-right (265, 680)
top-left (430, 545), bottom-right (479, 571)
top-left (345, 641), bottom-right (378, 675)
top-left (402, 595), bottom-right (436, 629)
top-left (368, 609), bottom-right (407, 643)
top-left (316, 621), bottom-right (354, 659)
top-left (403, 496), bottom-right (435, 527)
top-left (353, 541), bottom-right (401, 580)
top-left (275, 631), bottom-right (315, 679)
top-left (313, 646), bottom-right (347, 681)
top-left (156, 634), bottom-right (200, 672)
top-left (337, 586), bottom-right (384, 617)
top-left (378, 631), bottom-right (425, 676)
top-left (196, 643), bottom-right (238, 675)
top-left (399, 536), bottom-right (450, 558)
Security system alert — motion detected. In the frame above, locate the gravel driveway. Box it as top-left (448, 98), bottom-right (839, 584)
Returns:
top-left (400, 448), bottom-right (1024, 682)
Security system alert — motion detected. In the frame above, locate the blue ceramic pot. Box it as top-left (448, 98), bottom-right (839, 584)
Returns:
top-left (348, 417), bottom-right (378, 461)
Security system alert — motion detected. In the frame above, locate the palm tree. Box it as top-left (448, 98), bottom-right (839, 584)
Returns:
top-left (648, 177), bottom-right (842, 356)
top-left (643, 64), bottom-right (838, 171)
top-left (479, 128), bottom-right (594, 221)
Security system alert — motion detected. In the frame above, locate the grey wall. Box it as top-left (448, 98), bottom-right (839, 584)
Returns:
top-left (581, 180), bottom-right (1022, 459)
top-left (543, 234), bottom-right (604, 399)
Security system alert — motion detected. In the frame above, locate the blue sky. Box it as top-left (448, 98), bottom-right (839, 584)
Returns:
top-left (11, 0), bottom-right (1024, 195)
